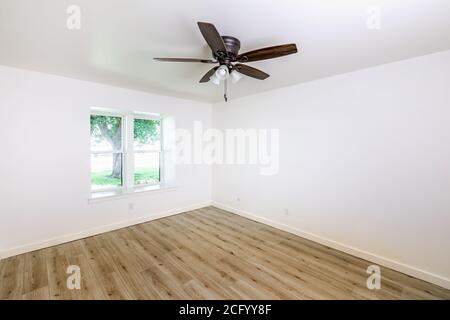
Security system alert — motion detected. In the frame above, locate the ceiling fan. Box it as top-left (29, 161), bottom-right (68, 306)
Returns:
top-left (154, 22), bottom-right (298, 101)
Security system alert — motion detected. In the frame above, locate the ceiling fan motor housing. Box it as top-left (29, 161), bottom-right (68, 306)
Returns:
top-left (220, 36), bottom-right (241, 60)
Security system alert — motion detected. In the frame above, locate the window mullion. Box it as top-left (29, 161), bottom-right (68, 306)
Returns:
top-left (125, 114), bottom-right (135, 190)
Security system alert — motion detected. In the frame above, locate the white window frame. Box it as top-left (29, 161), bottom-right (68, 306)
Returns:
top-left (90, 109), bottom-right (163, 195)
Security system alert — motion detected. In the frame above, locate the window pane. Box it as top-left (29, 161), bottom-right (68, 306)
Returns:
top-left (134, 118), bottom-right (160, 151)
top-left (91, 153), bottom-right (123, 190)
top-left (134, 152), bottom-right (160, 185)
top-left (90, 115), bottom-right (122, 152)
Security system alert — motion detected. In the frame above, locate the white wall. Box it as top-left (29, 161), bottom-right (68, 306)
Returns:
top-left (212, 50), bottom-right (450, 288)
top-left (0, 65), bottom-right (212, 256)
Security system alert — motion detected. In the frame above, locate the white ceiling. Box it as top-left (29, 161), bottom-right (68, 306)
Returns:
top-left (1, 0), bottom-right (450, 103)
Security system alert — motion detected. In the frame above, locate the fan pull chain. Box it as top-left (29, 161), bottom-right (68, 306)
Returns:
top-left (224, 78), bottom-right (228, 102)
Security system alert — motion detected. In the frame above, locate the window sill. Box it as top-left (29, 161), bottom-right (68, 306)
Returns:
top-left (89, 184), bottom-right (177, 203)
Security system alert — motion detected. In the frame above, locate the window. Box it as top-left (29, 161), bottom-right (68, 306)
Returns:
top-left (90, 110), bottom-right (171, 196)
top-left (134, 118), bottom-right (161, 185)
top-left (90, 114), bottom-right (124, 191)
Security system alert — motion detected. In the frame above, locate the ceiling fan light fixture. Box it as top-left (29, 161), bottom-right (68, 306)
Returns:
top-left (215, 65), bottom-right (229, 81)
top-left (209, 74), bottom-right (221, 85)
top-left (230, 70), bottom-right (242, 84)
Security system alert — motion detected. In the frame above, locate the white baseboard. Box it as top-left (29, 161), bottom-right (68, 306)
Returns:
top-left (0, 201), bottom-right (212, 260)
top-left (212, 202), bottom-right (450, 290)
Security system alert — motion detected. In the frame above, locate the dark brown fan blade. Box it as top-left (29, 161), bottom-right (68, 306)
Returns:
top-left (236, 44), bottom-right (297, 62)
top-left (234, 64), bottom-right (269, 80)
top-left (154, 58), bottom-right (216, 63)
top-left (199, 67), bottom-right (218, 83)
top-left (197, 22), bottom-right (227, 56)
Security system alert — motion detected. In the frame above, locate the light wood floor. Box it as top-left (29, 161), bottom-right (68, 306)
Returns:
top-left (1, 206), bottom-right (449, 300)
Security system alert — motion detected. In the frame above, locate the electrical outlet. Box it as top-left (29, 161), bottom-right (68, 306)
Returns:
top-left (128, 203), bottom-right (134, 210)
top-left (236, 197), bottom-right (241, 202)
top-left (284, 208), bottom-right (289, 216)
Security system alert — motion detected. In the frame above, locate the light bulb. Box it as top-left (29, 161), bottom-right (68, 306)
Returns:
top-left (215, 65), bottom-right (229, 81)
top-left (230, 70), bottom-right (242, 84)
